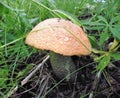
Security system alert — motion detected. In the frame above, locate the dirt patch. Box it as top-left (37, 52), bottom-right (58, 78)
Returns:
top-left (13, 52), bottom-right (120, 98)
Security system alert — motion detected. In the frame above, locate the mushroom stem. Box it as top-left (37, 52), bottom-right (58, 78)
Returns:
top-left (49, 51), bottom-right (76, 81)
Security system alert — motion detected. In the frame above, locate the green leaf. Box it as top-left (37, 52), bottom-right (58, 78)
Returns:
top-left (29, 17), bottom-right (39, 24)
top-left (100, 31), bottom-right (109, 47)
top-left (17, 64), bottom-right (33, 78)
top-left (88, 35), bottom-right (99, 48)
top-left (54, 9), bottom-right (81, 26)
top-left (110, 16), bottom-right (119, 25)
top-left (98, 16), bottom-right (108, 24)
top-left (0, 1), bottom-right (23, 11)
top-left (0, 68), bottom-right (9, 88)
top-left (96, 55), bottom-right (111, 71)
top-left (110, 25), bottom-right (120, 40)
top-left (82, 21), bottom-right (105, 26)
top-left (110, 52), bottom-right (120, 60)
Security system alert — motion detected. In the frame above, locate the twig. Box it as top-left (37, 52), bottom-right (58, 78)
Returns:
top-left (89, 71), bottom-right (102, 98)
top-left (36, 75), bottom-right (50, 98)
top-left (21, 55), bottom-right (50, 86)
top-left (6, 85), bottom-right (18, 98)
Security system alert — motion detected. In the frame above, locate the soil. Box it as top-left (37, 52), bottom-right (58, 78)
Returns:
top-left (12, 51), bottom-right (120, 98)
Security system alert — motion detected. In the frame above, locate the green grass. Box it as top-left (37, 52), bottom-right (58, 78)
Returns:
top-left (0, 0), bottom-right (120, 97)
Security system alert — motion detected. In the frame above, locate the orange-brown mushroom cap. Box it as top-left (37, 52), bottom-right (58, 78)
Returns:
top-left (25, 18), bottom-right (92, 56)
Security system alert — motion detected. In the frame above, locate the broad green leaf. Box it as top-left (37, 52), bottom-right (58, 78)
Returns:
top-left (98, 16), bottom-right (108, 24)
top-left (110, 52), bottom-right (120, 60)
top-left (110, 25), bottom-right (120, 40)
top-left (100, 31), bottom-right (109, 47)
top-left (83, 20), bottom-right (105, 30)
top-left (96, 55), bottom-right (111, 71)
top-left (110, 16), bottom-right (119, 25)
top-left (89, 36), bottom-right (99, 48)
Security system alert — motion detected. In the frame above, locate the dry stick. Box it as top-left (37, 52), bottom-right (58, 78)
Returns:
top-left (21, 55), bottom-right (50, 86)
top-left (89, 71), bottom-right (102, 98)
top-left (7, 55), bottom-right (49, 98)
top-left (6, 85), bottom-right (18, 98)
top-left (36, 75), bottom-right (50, 98)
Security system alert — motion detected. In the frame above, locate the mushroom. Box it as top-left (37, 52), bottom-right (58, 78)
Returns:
top-left (25, 18), bottom-right (91, 81)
